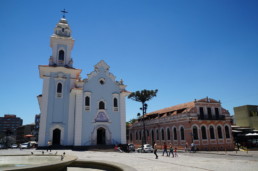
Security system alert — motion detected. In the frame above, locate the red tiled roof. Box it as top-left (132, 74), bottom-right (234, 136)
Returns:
top-left (147, 101), bottom-right (195, 116)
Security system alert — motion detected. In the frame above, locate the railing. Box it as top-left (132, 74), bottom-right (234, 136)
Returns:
top-left (197, 115), bottom-right (225, 120)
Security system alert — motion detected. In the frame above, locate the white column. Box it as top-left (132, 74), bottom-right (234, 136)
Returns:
top-left (38, 78), bottom-right (50, 146)
top-left (74, 89), bottom-right (83, 146)
top-left (120, 93), bottom-right (127, 144)
top-left (67, 90), bottom-right (76, 145)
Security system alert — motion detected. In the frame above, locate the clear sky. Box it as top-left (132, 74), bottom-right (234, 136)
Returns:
top-left (1, 0), bottom-right (258, 125)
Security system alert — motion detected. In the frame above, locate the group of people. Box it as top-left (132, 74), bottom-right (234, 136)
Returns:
top-left (153, 142), bottom-right (178, 159)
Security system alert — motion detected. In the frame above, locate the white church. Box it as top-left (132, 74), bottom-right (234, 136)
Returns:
top-left (37, 17), bottom-right (129, 147)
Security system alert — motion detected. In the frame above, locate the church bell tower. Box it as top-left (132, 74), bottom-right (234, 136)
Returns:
top-left (49, 17), bottom-right (74, 68)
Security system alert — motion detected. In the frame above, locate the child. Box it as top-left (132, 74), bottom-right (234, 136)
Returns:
top-left (174, 147), bottom-right (178, 157)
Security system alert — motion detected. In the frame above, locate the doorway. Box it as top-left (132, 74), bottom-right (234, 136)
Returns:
top-left (97, 127), bottom-right (106, 145)
top-left (52, 128), bottom-right (61, 145)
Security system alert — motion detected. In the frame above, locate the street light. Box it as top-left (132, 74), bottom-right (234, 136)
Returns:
top-left (138, 103), bottom-right (148, 152)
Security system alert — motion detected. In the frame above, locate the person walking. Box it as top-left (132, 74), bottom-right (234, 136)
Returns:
top-left (47, 140), bottom-right (52, 152)
top-left (174, 147), bottom-right (178, 157)
top-left (162, 142), bottom-right (168, 156)
top-left (169, 143), bottom-right (174, 157)
top-left (185, 142), bottom-right (188, 152)
top-left (153, 142), bottom-right (158, 159)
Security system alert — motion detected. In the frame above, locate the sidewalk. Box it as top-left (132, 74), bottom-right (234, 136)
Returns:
top-left (1, 149), bottom-right (258, 171)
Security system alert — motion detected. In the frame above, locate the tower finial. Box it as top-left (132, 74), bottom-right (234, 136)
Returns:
top-left (61, 9), bottom-right (68, 18)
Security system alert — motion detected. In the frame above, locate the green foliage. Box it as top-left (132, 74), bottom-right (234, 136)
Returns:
top-left (128, 89), bottom-right (158, 104)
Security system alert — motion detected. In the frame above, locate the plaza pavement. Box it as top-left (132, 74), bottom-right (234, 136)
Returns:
top-left (1, 149), bottom-right (258, 171)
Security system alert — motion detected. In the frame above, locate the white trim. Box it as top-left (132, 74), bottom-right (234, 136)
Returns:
top-left (38, 78), bottom-right (50, 146)
top-left (120, 93), bottom-right (126, 144)
top-left (74, 89), bottom-right (83, 146)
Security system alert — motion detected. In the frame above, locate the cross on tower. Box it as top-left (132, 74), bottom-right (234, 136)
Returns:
top-left (61, 9), bottom-right (68, 18)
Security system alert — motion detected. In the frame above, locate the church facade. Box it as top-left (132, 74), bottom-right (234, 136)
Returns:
top-left (37, 17), bottom-right (129, 147)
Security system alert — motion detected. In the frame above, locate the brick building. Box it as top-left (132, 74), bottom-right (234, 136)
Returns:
top-left (128, 97), bottom-right (234, 150)
top-left (16, 124), bottom-right (35, 144)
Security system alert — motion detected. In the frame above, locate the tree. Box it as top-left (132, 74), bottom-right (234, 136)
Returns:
top-left (128, 89), bottom-right (158, 147)
top-left (128, 89), bottom-right (158, 104)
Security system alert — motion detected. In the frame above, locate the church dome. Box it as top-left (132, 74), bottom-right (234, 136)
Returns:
top-left (53, 18), bottom-right (71, 37)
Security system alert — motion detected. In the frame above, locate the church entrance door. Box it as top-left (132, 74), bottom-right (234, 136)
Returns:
top-left (52, 128), bottom-right (61, 145)
top-left (97, 127), bottom-right (106, 145)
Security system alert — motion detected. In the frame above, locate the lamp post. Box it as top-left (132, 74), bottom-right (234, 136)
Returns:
top-left (138, 103), bottom-right (148, 151)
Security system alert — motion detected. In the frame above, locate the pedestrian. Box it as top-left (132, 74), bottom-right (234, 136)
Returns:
top-left (153, 142), bottom-right (158, 159)
top-left (162, 142), bottom-right (168, 156)
top-left (174, 147), bottom-right (178, 157)
top-left (191, 142), bottom-right (195, 153)
top-left (169, 143), bottom-right (174, 157)
top-left (47, 140), bottom-right (52, 152)
top-left (185, 142), bottom-right (188, 152)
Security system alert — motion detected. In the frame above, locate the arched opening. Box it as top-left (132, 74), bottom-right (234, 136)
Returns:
top-left (180, 127), bottom-right (185, 140)
top-left (156, 129), bottom-right (159, 140)
top-left (113, 98), bottom-right (118, 107)
top-left (217, 126), bottom-right (223, 139)
top-left (173, 127), bottom-right (177, 140)
top-left (151, 130), bottom-right (154, 144)
top-left (201, 126), bottom-right (207, 139)
top-left (57, 83), bottom-right (62, 93)
top-left (210, 126), bottom-right (215, 139)
top-left (161, 129), bottom-right (165, 140)
top-left (193, 126), bottom-right (199, 140)
top-left (225, 126), bottom-right (230, 138)
top-left (99, 101), bottom-right (105, 109)
top-left (167, 128), bottom-right (170, 140)
top-left (58, 50), bottom-right (64, 61)
top-left (52, 128), bottom-right (61, 145)
top-left (97, 127), bottom-right (106, 145)
top-left (85, 96), bottom-right (90, 106)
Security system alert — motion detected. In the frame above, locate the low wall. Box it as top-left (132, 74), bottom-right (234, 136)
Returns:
top-left (0, 154), bottom-right (77, 171)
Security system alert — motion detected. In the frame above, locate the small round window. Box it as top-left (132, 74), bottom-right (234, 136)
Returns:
top-left (99, 78), bottom-right (105, 85)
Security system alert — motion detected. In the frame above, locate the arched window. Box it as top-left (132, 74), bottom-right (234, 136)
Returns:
top-left (180, 127), bottom-right (185, 140)
top-left (151, 130), bottom-right (154, 142)
top-left (217, 126), bottom-right (223, 139)
top-left (136, 131), bottom-right (138, 140)
top-left (113, 98), bottom-right (118, 107)
top-left (201, 126), bottom-right (207, 139)
top-left (193, 126), bottom-right (199, 140)
top-left (173, 127), bottom-right (177, 140)
top-left (58, 50), bottom-right (64, 61)
top-left (57, 83), bottom-right (62, 93)
top-left (130, 133), bottom-right (132, 141)
top-left (161, 129), bottom-right (165, 140)
top-left (167, 128), bottom-right (170, 140)
top-left (225, 125), bottom-right (230, 138)
top-left (156, 129), bottom-right (159, 140)
top-left (146, 130), bottom-right (149, 137)
top-left (99, 101), bottom-right (105, 109)
top-left (139, 131), bottom-right (142, 140)
top-left (209, 126), bottom-right (215, 139)
top-left (85, 96), bottom-right (90, 106)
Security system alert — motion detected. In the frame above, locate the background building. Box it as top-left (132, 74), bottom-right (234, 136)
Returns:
top-left (34, 114), bottom-right (40, 141)
top-left (234, 105), bottom-right (258, 130)
top-left (129, 97), bottom-right (234, 150)
top-left (16, 124), bottom-right (35, 144)
top-left (0, 114), bottom-right (23, 137)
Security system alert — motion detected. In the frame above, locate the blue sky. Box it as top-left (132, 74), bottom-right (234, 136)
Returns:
top-left (1, 0), bottom-right (258, 125)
